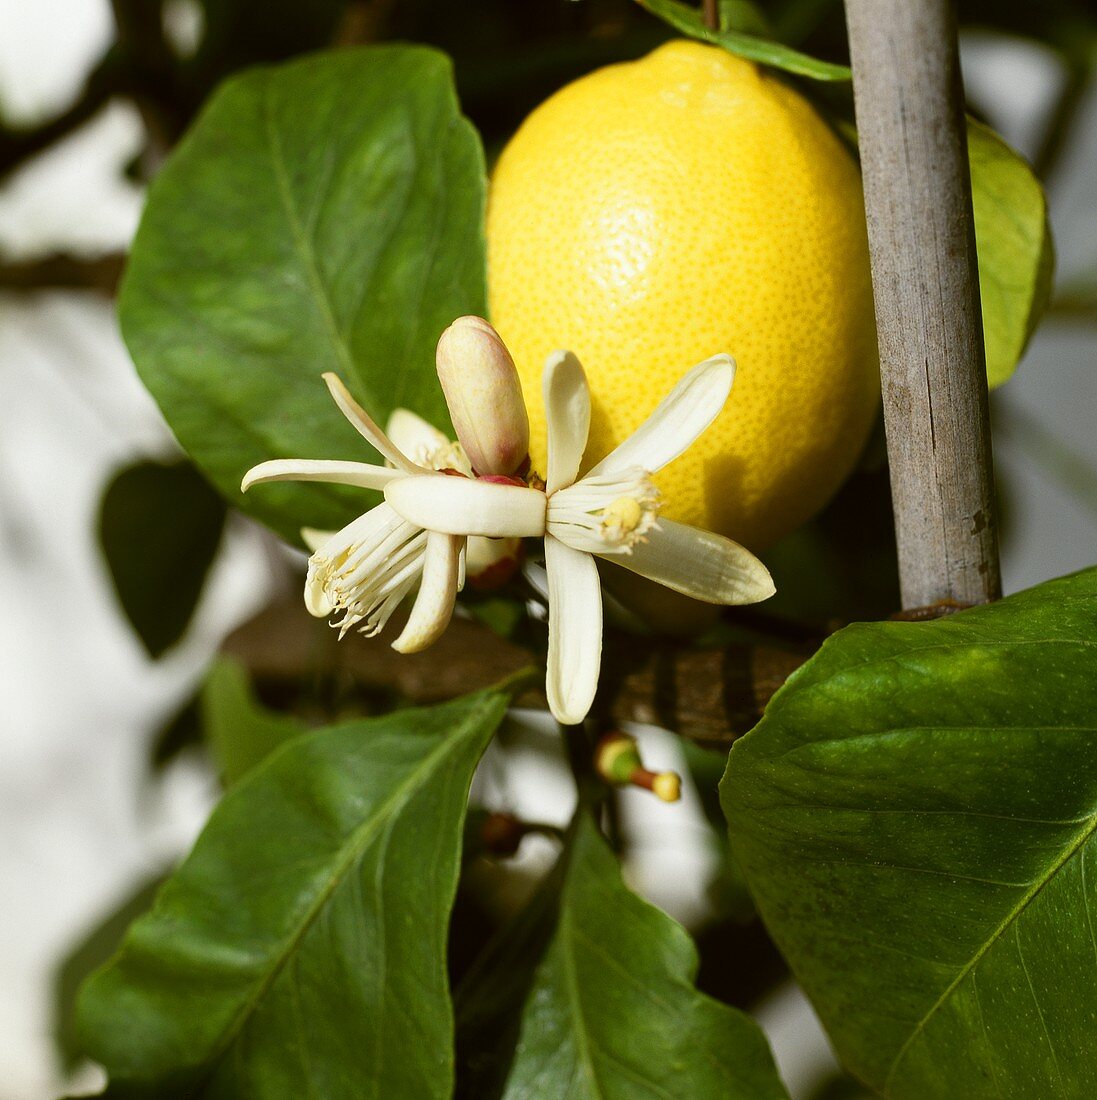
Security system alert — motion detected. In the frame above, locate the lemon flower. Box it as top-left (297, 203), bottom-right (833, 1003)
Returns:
top-left (386, 349), bottom-right (775, 724)
top-left (300, 407), bottom-right (523, 591)
top-left (241, 317), bottom-right (530, 653)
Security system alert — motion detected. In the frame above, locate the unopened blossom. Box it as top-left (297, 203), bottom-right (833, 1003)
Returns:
top-left (386, 349), bottom-right (775, 725)
top-left (241, 318), bottom-right (528, 652)
top-left (436, 315), bottom-right (529, 477)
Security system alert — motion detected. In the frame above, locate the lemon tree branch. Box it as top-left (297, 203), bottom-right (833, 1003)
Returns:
top-left (222, 598), bottom-right (806, 748)
top-left (845, 0), bottom-right (1001, 609)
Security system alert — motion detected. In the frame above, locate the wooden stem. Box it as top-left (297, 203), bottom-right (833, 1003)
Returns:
top-left (845, 0), bottom-right (1001, 609)
top-left (0, 251), bottom-right (124, 295)
top-left (223, 599), bottom-right (810, 749)
top-left (702, 0), bottom-right (719, 32)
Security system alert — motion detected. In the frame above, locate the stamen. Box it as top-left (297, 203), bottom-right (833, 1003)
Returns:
top-left (306, 505), bottom-right (428, 637)
top-left (416, 439), bottom-right (472, 476)
top-left (546, 466), bottom-right (660, 556)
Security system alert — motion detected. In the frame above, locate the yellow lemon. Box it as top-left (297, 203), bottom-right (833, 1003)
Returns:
top-left (487, 40), bottom-right (879, 550)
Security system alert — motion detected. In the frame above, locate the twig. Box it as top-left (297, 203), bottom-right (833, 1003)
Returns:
top-left (845, 0), bottom-right (1001, 609)
top-left (222, 599), bottom-right (809, 748)
top-left (702, 0), bottom-right (719, 32)
top-left (0, 59), bottom-right (123, 183)
top-left (0, 252), bottom-right (125, 295)
top-left (1047, 290), bottom-right (1097, 322)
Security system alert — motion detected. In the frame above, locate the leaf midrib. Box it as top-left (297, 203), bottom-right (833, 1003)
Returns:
top-left (883, 805), bottom-right (1097, 1093)
top-left (262, 77), bottom-right (360, 392)
top-left (554, 882), bottom-right (716, 1099)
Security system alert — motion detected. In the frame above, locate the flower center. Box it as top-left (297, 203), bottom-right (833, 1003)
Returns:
top-left (421, 440), bottom-right (472, 476)
top-left (546, 467), bottom-right (660, 555)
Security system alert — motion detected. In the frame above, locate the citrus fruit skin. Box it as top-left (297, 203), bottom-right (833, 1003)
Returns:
top-left (487, 40), bottom-right (879, 550)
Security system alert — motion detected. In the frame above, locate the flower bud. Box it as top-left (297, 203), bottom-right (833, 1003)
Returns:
top-left (595, 733), bottom-right (644, 785)
top-left (595, 732), bottom-right (682, 803)
top-left (436, 316), bottom-right (529, 476)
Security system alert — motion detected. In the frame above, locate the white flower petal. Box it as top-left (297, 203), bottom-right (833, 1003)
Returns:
top-left (522, 560), bottom-right (550, 605)
top-left (608, 518), bottom-right (774, 605)
top-left (545, 534), bottom-right (603, 725)
top-left (301, 527), bottom-right (334, 553)
top-left (385, 408), bottom-right (450, 456)
top-left (543, 350), bottom-right (591, 494)
top-left (241, 458), bottom-right (401, 493)
top-left (392, 531), bottom-right (462, 653)
top-left (385, 475), bottom-right (546, 538)
top-left (323, 373), bottom-right (420, 473)
top-left (586, 355), bottom-right (734, 478)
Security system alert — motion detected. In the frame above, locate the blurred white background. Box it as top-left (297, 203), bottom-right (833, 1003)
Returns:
top-left (1, 3), bottom-right (1094, 1098)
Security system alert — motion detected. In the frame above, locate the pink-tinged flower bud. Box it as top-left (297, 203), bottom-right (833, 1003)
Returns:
top-left (436, 316), bottom-right (529, 476)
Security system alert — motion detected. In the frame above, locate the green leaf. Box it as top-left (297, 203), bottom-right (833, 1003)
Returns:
top-left (54, 874), bottom-right (166, 1070)
top-left (633, 0), bottom-right (852, 81)
top-left (501, 816), bottom-right (789, 1099)
top-left (119, 46), bottom-right (487, 544)
top-left (150, 691), bottom-right (203, 772)
top-left (455, 851), bottom-right (568, 1098)
top-left (722, 566), bottom-right (1097, 1097)
top-left (78, 690), bottom-right (508, 1097)
top-left (99, 460), bottom-right (225, 658)
top-left (680, 739), bottom-right (757, 924)
top-left (969, 119), bottom-right (1055, 387)
top-left (200, 657), bottom-right (306, 785)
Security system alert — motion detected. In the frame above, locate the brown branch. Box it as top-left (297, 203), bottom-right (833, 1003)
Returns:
top-left (599, 636), bottom-right (810, 748)
top-left (0, 1), bottom-right (187, 190)
top-left (702, 0), bottom-right (719, 32)
top-left (0, 58), bottom-right (124, 183)
top-left (0, 252), bottom-right (124, 295)
top-left (845, 0), bottom-right (1001, 609)
top-left (223, 599), bottom-right (809, 748)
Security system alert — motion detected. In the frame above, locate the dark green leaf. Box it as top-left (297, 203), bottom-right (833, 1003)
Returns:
top-left (99, 460), bottom-right (225, 658)
top-left (200, 657), bottom-right (306, 785)
top-left (119, 46), bottom-right (487, 544)
top-left (455, 851), bottom-right (568, 1099)
top-left (722, 566), bottom-right (1097, 1097)
top-left (467, 595), bottom-right (527, 640)
top-left (634, 0), bottom-right (851, 81)
top-left (969, 119), bottom-right (1055, 387)
top-left (501, 816), bottom-right (789, 1099)
top-left (79, 690), bottom-right (508, 1097)
top-left (680, 739), bottom-right (756, 924)
top-left (189, 0), bottom-right (345, 84)
top-left (150, 691), bottom-right (202, 772)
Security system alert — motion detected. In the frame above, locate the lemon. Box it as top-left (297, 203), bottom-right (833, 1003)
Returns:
top-left (487, 40), bottom-right (879, 550)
